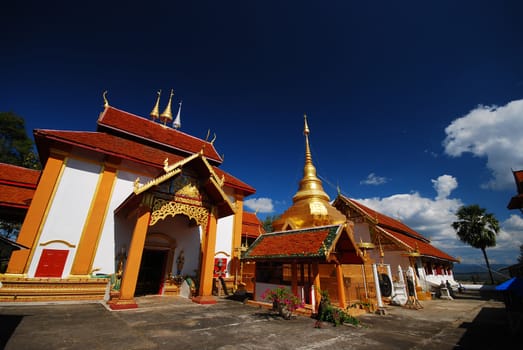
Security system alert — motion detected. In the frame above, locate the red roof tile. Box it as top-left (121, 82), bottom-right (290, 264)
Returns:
top-left (34, 130), bottom-right (255, 195)
top-left (244, 225), bottom-right (341, 260)
top-left (335, 195), bottom-right (457, 262)
top-left (97, 107), bottom-right (222, 164)
top-left (0, 164), bottom-right (40, 209)
top-left (0, 163), bottom-right (40, 187)
top-left (242, 212), bottom-right (265, 239)
top-left (347, 198), bottom-right (428, 242)
top-left (379, 227), bottom-right (459, 262)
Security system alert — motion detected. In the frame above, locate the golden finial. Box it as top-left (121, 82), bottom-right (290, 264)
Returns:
top-left (160, 89), bottom-right (174, 125)
top-left (210, 133), bottom-right (217, 145)
top-left (103, 91), bottom-right (109, 108)
top-left (304, 114), bottom-right (310, 135)
top-left (293, 114), bottom-right (330, 203)
top-left (150, 89), bottom-right (161, 120)
top-left (205, 129), bottom-right (211, 141)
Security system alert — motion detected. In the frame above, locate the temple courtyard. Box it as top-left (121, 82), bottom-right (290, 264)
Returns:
top-left (0, 293), bottom-right (519, 349)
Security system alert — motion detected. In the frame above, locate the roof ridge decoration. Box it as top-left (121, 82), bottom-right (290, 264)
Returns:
top-left (150, 89), bottom-right (161, 120)
top-left (160, 89), bottom-right (174, 125)
top-left (102, 90), bottom-right (110, 108)
top-left (173, 100), bottom-right (182, 129)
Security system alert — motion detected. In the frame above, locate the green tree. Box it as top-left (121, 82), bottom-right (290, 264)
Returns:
top-left (0, 111), bottom-right (40, 169)
top-left (452, 204), bottom-right (500, 284)
top-left (0, 111), bottom-right (40, 240)
top-left (262, 215), bottom-right (280, 233)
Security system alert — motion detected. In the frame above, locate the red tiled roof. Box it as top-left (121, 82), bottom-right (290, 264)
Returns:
top-left (242, 212), bottom-right (265, 239)
top-left (508, 194), bottom-right (523, 210)
top-left (336, 195), bottom-right (457, 262)
top-left (34, 130), bottom-right (255, 195)
top-left (379, 227), bottom-right (459, 262)
top-left (513, 170), bottom-right (523, 194)
top-left (244, 225), bottom-right (341, 260)
top-left (97, 107), bottom-right (222, 164)
top-left (0, 163), bottom-right (40, 209)
top-left (348, 198), bottom-right (428, 242)
top-left (0, 163), bottom-right (40, 186)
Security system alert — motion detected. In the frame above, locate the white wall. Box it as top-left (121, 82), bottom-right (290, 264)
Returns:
top-left (215, 214), bottom-right (234, 275)
top-left (28, 158), bottom-right (101, 278)
top-left (91, 170), bottom-right (139, 275)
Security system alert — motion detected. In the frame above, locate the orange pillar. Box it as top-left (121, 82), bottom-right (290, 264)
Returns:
top-left (291, 261), bottom-right (298, 296)
top-left (232, 194), bottom-right (243, 288)
top-left (110, 198), bottom-right (151, 310)
top-left (335, 263), bottom-right (347, 308)
top-left (193, 208), bottom-right (218, 304)
top-left (71, 165), bottom-right (117, 276)
top-left (312, 261), bottom-right (321, 311)
top-left (6, 152), bottom-right (65, 274)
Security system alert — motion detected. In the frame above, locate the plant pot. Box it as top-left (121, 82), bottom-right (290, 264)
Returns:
top-left (277, 302), bottom-right (292, 320)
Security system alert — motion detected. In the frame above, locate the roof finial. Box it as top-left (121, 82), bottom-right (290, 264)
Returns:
top-left (304, 113), bottom-right (310, 135)
top-left (292, 114), bottom-right (330, 203)
top-left (303, 114), bottom-right (313, 168)
top-left (103, 90), bottom-right (109, 108)
top-left (173, 100), bottom-right (182, 129)
top-left (160, 89), bottom-right (174, 125)
top-left (150, 89), bottom-right (161, 120)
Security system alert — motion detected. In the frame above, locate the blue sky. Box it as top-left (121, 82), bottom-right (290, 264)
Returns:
top-left (2, 1), bottom-right (523, 265)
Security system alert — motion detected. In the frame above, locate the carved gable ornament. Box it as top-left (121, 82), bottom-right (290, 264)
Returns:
top-left (132, 153), bottom-right (234, 226)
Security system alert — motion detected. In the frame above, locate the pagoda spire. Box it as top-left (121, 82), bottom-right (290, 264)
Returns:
top-left (160, 89), bottom-right (174, 125)
top-left (271, 114), bottom-right (347, 230)
top-left (173, 100), bottom-right (182, 129)
top-left (292, 114), bottom-right (330, 203)
top-left (150, 89), bottom-right (161, 120)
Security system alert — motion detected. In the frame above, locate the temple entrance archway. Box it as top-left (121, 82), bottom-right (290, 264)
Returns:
top-left (135, 249), bottom-right (168, 296)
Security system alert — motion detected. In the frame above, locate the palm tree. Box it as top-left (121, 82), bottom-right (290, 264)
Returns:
top-left (452, 204), bottom-right (500, 284)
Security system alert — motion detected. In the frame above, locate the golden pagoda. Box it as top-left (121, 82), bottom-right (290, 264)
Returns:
top-left (272, 115), bottom-right (346, 231)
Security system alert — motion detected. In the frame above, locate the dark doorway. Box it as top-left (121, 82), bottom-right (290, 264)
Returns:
top-left (135, 249), bottom-right (167, 296)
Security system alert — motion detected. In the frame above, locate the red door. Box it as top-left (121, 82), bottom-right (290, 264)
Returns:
top-left (35, 249), bottom-right (69, 277)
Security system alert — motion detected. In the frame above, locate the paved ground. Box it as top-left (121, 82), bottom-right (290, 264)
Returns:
top-left (0, 294), bottom-right (521, 350)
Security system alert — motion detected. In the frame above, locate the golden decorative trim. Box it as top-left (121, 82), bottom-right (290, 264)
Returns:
top-left (40, 240), bottom-right (76, 248)
top-left (149, 198), bottom-right (209, 227)
top-left (357, 242), bottom-right (376, 250)
top-left (134, 169), bottom-right (182, 194)
top-left (214, 251), bottom-right (230, 257)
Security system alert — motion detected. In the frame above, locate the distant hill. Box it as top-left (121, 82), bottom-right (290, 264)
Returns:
top-left (452, 263), bottom-right (511, 284)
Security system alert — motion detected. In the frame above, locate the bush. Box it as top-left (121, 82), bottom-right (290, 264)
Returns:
top-left (317, 290), bottom-right (359, 327)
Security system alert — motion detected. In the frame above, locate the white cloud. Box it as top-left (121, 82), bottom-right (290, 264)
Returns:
top-left (443, 99), bottom-right (523, 190)
top-left (432, 174), bottom-right (458, 200)
top-left (356, 175), bottom-right (522, 265)
top-left (360, 172), bottom-right (388, 185)
top-left (244, 197), bottom-right (274, 213)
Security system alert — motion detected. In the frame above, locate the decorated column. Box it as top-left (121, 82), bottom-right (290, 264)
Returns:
top-left (193, 208), bottom-right (218, 304)
top-left (110, 194), bottom-right (152, 310)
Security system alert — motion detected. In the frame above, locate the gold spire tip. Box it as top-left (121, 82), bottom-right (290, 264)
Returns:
top-left (160, 89), bottom-right (174, 124)
top-left (103, 91), bottom-right (109, 108)
top-left (150, 89), bottom-right (161, 120)
top-left (303, 114), bottom-right (310, 135)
